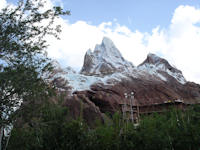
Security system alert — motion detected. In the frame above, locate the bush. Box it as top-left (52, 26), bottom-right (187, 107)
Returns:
top-left (8, 105), bottom-right (200, 150)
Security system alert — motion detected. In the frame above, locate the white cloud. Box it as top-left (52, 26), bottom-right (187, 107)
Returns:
top-left (0, 0), bottom-right (7, 10)
top-left (146, 5), bottom-right (200, 83)
top-left (47, 19), bottom-right (149, 70)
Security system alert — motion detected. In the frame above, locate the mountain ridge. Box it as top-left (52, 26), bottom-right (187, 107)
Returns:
top-left (80, 37), bottom-right (186, 85)
top-left (50, 37), bottom-right (188, 94)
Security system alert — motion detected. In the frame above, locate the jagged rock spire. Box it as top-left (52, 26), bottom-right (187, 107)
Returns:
top-left (81, 37), bottom-right (133, 75)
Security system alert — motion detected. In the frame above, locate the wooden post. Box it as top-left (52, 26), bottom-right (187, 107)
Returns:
top-left (124, 93), bottom-right (128, 122)
top-left (137, 101), bottom-right (140, 123)
top-left (130, 92), bottom-right (134, 123)
top-left (122, 104), bottom-right (125, 121)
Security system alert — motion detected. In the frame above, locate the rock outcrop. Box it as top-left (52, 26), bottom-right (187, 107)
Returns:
top-left (81, 37), bottom-right (133, 76)
top-left (138, 53), bottom-right (186, 84)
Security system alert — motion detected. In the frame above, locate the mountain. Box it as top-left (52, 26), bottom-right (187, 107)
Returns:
top-left (81, 37), bottom-right (133, 75)
top-left (80, 38), bottom-right (186, 85)
top-left (50, 37), bottom-right (200, 125)
top-left (138, 53), bottom-right (186, 84)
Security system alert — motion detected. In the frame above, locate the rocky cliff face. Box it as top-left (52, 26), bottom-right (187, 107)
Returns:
top-left (51, 37), bottom-right (200, 124)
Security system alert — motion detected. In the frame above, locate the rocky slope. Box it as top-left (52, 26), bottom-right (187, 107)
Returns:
top-left (51, 37), bottom-right (200, 123)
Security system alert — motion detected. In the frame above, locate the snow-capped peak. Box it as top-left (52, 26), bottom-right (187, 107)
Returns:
top-left (102, 37), bottom-right (116, 49)
top-left (138, 53), bottom-right (186, 84)
top-left (93, 37), bottom-right (125, 64)
top-left (49, 38), bottom-right (189, 95)
top-left (81, 37), bottom-right (134, 75)
top-left (146, 53), bottom-right (162, 64)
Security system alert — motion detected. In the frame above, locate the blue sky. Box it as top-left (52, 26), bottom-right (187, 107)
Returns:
top-left (7, 0), bottom-right (200, 32)
top-left (63, 0), bottom-right (200, 32)
top-left (2, 0), bottom-right (200, 83)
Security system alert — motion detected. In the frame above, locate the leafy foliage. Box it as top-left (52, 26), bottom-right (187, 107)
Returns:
top-left (0, 0), bottom-right (69, 127)
top-left (8, 105), bottom-right (200, 150)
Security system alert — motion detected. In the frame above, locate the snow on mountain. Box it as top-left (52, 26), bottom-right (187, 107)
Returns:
top-left (80, 37), bottom-right (186, 84)
top-left (80, 37), bottom-right (134, 75)
top-left (48, 59), bottom-right (128, 93)
top-left (138, 53), bottom-right (186, 84)
top-left (65, 72), bottom-right (128, 92)
top-left (49, 37), bottom-right (187, 94)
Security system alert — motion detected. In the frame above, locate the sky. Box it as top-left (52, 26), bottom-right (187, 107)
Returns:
top-left (2, 0), bottom-right (200, 84)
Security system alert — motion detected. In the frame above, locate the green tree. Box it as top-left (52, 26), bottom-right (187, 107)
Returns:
top-left (8, 100), bottom-right (91, 150)
top-left (0, 0), bottom-right (69, 149)
top-left (8, 102), bottom-right (69, 150)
